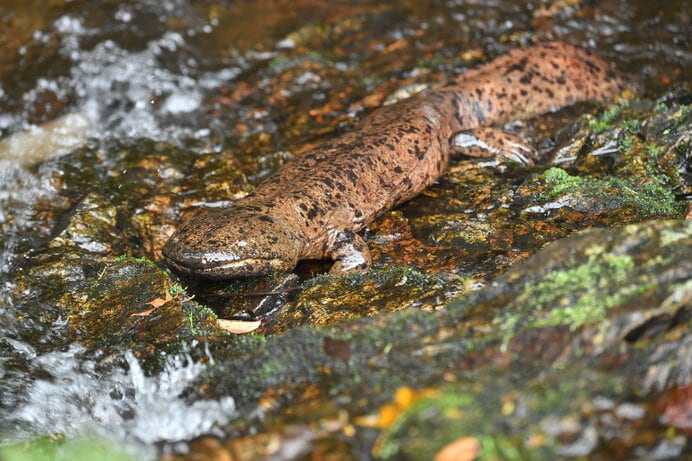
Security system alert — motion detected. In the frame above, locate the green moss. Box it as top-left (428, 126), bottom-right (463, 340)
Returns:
top-left (542, 167), bottom-right (584, 195)
top-left (589, 104), bottom-right (625, 133)
top-left (306, 50), bottom-right (327, 62)
top-left (477, 435), bottom-right (527, 460)
top-left (167, 282), bottom-right (187, 296)
top-left (376, 393), bottom-right (476, 459)
top-left (621, 118), bottom-right (641, 134)
top-left (269, 50), bottom-right (330, 72)
top-left (360, 75), bottom-right (386, 90)
top-left (493, 252), bottom-right (652, 345)
top-left (541, 167), bottom-right (683, 217)
top-left (111, 255), bottom-right (164, 274)
top-left (528, 254), bottom-right (639, 329)
top-left (111, 254), bottom-right (130, 264)
top-left (618, 133), bottom-right (634, 151)
top-left (645, 142), bottom-right (663, 158)
top-left (654, 102), bottom-right (667, 112)
top-left (182, 301), bottom-right (217, 336)
top-left (415, 55), bottom-right (456, 70)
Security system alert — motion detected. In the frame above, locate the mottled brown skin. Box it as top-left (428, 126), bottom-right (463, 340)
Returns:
top-left (163, 42), bottom-right (636, 279)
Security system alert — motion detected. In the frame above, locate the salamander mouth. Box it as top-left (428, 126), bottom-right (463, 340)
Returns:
top-left (164, 255), bottom-right (287, 279)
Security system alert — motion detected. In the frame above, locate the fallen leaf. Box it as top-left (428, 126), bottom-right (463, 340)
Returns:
top-left (355, 386), bottom-right (439, 429)
top-left (130, 307), bottom-right (156, 317)
top-left (131, 292), bottom-right (174, 317)
top-left (218, 318), bottom-right (262, 334)
top-left (146, 292), bottom-right (174, 308)
top-left (434, 436), bottom-right (481, 461)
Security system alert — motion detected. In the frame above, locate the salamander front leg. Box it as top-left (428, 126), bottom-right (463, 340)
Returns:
top-left (450, 127), bottom-right (539, 165)
top-left (328, 231), bottom-right (372, 275)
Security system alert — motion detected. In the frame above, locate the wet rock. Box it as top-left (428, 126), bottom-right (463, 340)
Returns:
top-left (4, 141), bottom-right (223, 356)
top-left (58, 256), bottom-right (218, 351)
top-left (187, 219), bottom-right (689, 459)
top-left (266, 268), bottom-right (455, 332)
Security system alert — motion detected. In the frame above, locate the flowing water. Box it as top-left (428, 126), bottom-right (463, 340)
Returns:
top-left (2, 344), bottom-right (235, 456)
top-left (1, 1), bottom-right (247, 455)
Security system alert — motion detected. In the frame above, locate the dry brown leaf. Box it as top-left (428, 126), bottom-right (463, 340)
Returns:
top-left (218, 318), bottom-right (262, 334)
top-left (130, 307), bottom-right (156, 317)
top-left (146, 292), bottom-right (173, 308)
top-left (131, 292), bottom-right (174, 317)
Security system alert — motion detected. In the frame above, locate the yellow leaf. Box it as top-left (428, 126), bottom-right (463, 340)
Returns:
top-left (355, 386), bottom-right (439, 429)
top-left (394, 386), bottom-right (416, 407)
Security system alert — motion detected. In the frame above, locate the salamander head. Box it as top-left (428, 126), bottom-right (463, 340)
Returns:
top-left (163, 207), bottom-right (302, 279)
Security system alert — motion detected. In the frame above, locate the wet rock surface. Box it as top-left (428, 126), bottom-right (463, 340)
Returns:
top-left (0, 0), bottom-right (689, 460)
top-left (170, 220), bottom-right (689, 460)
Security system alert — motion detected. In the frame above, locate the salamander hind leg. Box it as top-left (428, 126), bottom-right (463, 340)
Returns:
top-left (450, 127), bottom-right (539, 166)
top-left (327, 231), bottom-right (372, 275)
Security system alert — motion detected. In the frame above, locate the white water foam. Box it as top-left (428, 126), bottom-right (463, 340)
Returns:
top-left (2, 6), bottom-right (241, 162)
top-left (3, 342), bottom-right (235, 456)
top-left (0, 161), bottom-right (57, 278)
